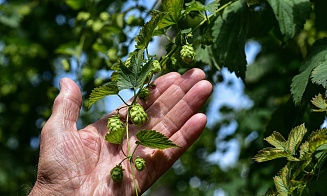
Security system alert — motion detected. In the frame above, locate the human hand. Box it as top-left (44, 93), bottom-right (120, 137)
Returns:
top-left (29, 68), bottom-right (212, 196)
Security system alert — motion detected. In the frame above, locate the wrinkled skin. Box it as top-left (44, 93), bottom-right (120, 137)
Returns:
top-left (29, 68), bottom-right (212, 196)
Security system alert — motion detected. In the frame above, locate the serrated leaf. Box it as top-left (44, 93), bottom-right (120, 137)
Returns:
top-left (212, 0), bottom-right (247, 79)
top-left (291, 39), bottom-right (327, 105)
top-left (311, 93), bottom-right (327, 112)
top-left (88, 81), bottom-right (119, 108)
top-left (264, 131), bottom-right (287, 150)
top-left (136, 130), bottom-right (179, 149)
top-left (286, 124), bottom-right (307, 155)
top-left (158, 0), bottom-right (183, 29)
top-left (273, 165), bottom-right (290, 196)
top-left (105, 128), bottom-right (125, 145)
top-left (185, 0), bottom-right (206, 13)
top-left (206, 1), bottom-right (220, 13)
top-left (267, 0), bottom-right (311, 42)
top-left (311, 60), bottom-right (327, 88)
top-left (299, 141), bottom-right (310, 160)
top-left (253, 148), bottom-right (289, 162)
top-left (135, 10), bottom-right (165, 49)
top-left (117, 50), bottom-right (153, 90)
top-left (308, 129), bottom-right (327, 153)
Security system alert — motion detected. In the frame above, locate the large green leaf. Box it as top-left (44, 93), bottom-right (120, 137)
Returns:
top-left (158, 0), bottom-right (183, 29)
top-left (136, 130), bottom-right (179, 149)
top-left (211, 0), bottom-right (248, 79)
top-left (291, 39), bottom-right (327, 105)
top-left (267, 0), bottom-right (311, 41)
top-left (135, 10), bottom-right (165, 49)
top-left (117, 50), bottom-right (153, 90)
top-left (88, 81), bottom-right (119, 109)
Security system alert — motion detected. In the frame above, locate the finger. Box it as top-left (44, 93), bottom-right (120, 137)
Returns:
top-left (43, 78), bottom-right (82, 134)
top-left (146, 79), bottom-right (212, 136)
top-left (139, 113), bottom-right (207, 191)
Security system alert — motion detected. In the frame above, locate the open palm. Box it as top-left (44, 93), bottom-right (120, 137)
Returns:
top-left (29, 68), bottom-right (212, 196)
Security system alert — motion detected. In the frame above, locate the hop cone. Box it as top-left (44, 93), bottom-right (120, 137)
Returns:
top-left (180, 44), bottom-right (196, 64)
top-left (129, 103), bottom-right (148, 126)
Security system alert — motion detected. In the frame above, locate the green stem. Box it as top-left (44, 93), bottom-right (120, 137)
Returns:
top-left (126, 108), bottom-right (130, 159)
top-left (130, 159), bottom-right (139, 196)
top-left (117, 94), bottom-right (129, 106)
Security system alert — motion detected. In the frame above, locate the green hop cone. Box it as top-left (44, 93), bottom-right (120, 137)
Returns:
top-left (107, 116), bottom-right (124, 133)
top-left (138, 88), bottom-right (150, 100)
top-left (129, 103), bottom-right (148, 126)
top-left (134, 157), bottom-right (146, 172)
top-left (110, 164), bottom-right (124, 183)
top-left (180, 44), bottom-right (196, 64)
top-left (151, 60), bottom-right (161, 74)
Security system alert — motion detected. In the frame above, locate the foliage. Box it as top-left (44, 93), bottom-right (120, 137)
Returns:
top-left (1, 0), bottom-right (327, 195)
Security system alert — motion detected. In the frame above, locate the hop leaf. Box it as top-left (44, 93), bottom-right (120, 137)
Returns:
top-left (110, 164), bottom-right (124, 183)
top-left (136, 130), bottom-right (179, 149)
top-left (180, 44), bottom-right (196, 64)
top-left (88, 81), bottom-right (119, 109)
top-left (129, 104), bottom-right (148, 126)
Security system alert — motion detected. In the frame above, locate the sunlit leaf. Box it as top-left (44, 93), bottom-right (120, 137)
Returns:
top-left (286, 124), bottom-right (307, 155)
top-left (88, 81), bottom-right (119, 108)
top-left (264, 131), bottom-right (287, 150)
top-left (136, 130), bottom-right (179, 149)
top-left (105, 128), bottom-right (125, 144)
top-left (308, 128), bottom-right (327, 153)
top-left (253, 148), bottom-right (289, 162)
top-left (299, 141), bottom-right (310, 160)
top-left (311, 93), bottom-right (327, 112)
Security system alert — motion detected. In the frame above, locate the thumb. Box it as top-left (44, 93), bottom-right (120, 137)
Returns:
top-left (45, 78), bottom-right (82, 132)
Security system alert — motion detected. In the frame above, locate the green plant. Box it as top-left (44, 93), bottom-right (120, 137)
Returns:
top-left (254, 94), bottom-right (327, 195)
